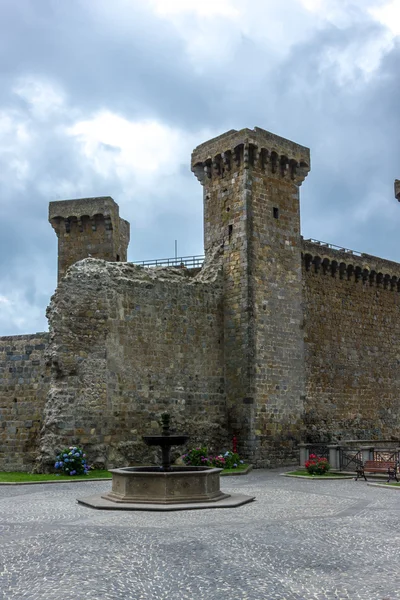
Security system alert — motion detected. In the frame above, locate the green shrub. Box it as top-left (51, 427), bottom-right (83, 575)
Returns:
top-left (182, 448), bottom-right (243, 469)
top-left (182, 447), bottom-right (210, 466)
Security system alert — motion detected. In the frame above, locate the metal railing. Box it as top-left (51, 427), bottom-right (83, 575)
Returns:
top-left (306, 444), bottom-right (330, 460)
top-left (299, 443), bottom-right (400, 471)
top-left (339, 448), bottom-right (363, 471)
top-left (135, 240), bottom-right (363, 268)
top-left (134, 255), bottom-right (205, 269)
top-left (373, 450), bottom-right (399, 463)
top-left (304, 238), bottom-right (363, 257)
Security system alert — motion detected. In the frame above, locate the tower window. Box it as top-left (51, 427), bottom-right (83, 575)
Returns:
top-left (273, 207), bottom-right (279, 219)
top-left (228, 224), bottom-right (233, 240)
top-left (116, 254), bottom-right (120, 261)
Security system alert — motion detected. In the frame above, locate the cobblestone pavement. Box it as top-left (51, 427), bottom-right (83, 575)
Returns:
top-left (1, 469), bottom-right (400, 600)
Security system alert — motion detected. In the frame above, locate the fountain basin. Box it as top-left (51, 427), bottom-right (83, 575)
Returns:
top-left (101, 466), bottom-right (230, 504)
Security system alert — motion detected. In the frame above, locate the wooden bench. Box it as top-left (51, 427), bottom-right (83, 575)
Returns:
top-left (355, 460), bottom-right (399, 482)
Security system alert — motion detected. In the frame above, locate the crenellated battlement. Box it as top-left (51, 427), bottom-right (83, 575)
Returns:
top-left (49, 196), bottom-right (130, 282)
top-left (50, 213), bottom-right (114, 235)
top-left (191, 126), bottom-right (310, 186)
top-left (302, 238), bottom-right (400, 290)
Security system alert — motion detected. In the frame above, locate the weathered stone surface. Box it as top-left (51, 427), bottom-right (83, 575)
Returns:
top-left (302, 240), bottom-right (400, 442)
top-left (49, 196), bottom-right (130, 282)
top-left (0, 333), bottom-right (50, 471)
top-left (38, 257), bottom-right (226, 470)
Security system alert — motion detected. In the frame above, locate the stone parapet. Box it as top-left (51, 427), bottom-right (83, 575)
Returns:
top-left (191, 126), bottom-right (310, 186)
top-left (302, 238), bottom-right (400, 289)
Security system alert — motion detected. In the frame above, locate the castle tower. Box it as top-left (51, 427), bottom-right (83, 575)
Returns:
top-left (49, 196), bottom-right (130, 282)
top-left (192, 127), bottom-right (310, 465)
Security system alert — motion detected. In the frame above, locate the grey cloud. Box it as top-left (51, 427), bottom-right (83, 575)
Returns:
top-left (0, 0), bottom-right (206, 125)
top-left (0, 1), bottom-right (399, 335)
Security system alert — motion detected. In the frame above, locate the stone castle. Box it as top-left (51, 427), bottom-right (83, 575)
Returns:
top-left (2, 126), bottom-right (400, 472)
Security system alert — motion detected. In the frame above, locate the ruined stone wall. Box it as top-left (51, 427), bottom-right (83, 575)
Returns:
top-left (0, 333), bottom-right (50, 471)
top-left (39, 258), bottom-right (226, 469)
top-left (302, 240), bottom-right (400, 442)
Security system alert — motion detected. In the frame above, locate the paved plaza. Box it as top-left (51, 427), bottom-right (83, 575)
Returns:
top-left (0, 469), bottom-right (399, 600)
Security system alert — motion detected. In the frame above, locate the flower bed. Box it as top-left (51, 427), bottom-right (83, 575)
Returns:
top-left (305, 454), bottom-right (330, 475)
top-left (182, 447), bottom-right (245, 470)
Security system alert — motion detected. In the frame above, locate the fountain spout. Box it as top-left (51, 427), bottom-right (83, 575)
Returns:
top-left (142, 413), bottom-right (188, 471)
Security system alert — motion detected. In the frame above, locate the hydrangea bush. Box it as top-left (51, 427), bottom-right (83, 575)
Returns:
top-left (182, 447), bottom-right (244, 469)
top-left (305, 454), bottom-right (330, 475)
top-left (54, 446), bottom-right (90, 476)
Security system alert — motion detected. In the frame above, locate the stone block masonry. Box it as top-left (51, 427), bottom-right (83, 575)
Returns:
top-left (302, 240), bottom-right (400, 442)
top-left (0, 333), bottom-right (50, 471)
top-left (49, 196), bottom-right (130, 282)
top-left (38, 257), bottom-right (227, 470)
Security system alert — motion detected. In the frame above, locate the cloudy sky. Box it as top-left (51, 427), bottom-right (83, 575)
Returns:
top-left (0, 0), bottom-right (399, 336)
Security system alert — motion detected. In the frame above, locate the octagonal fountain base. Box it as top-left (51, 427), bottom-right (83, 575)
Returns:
top-left (77, 466), bottom-right (255, 511)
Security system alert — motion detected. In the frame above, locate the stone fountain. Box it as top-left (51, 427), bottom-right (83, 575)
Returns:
top-left (78, 413), bottom-right (255, 511)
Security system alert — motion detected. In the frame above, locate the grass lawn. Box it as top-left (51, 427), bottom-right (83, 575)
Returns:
top-left (0, 464), bottom-right (251, 483)
top-left (220, 463), bottom-right (250, 475)
top-left (0, 469), bottom-right (112, 483)
top-left (286, 470), bottom-right (351, 478)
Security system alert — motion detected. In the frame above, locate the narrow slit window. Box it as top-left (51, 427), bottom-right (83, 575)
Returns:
top-left (273, 207), bottom-right (279, 219)
top-left (228, 224), bottom-right (233, 240)
top-left (116, 254), bottom-right (120, 261)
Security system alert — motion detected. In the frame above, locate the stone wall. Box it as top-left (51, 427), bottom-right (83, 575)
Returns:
top-left (39, 257), bottom-right (227, 469)
top-left (0, 333), bottom-right (50, 471)
top-left (302, 240), bottom-right (400, 442)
